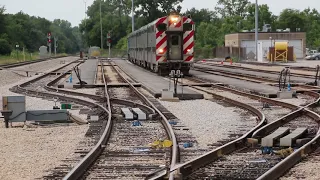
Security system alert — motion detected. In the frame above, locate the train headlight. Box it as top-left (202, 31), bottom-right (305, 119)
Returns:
top-left (159, 49), bottom-right (164, 53)
top-left (187, 49), bottom-right (190, 52)
top-left (170, 16), bottom-right (179, 22)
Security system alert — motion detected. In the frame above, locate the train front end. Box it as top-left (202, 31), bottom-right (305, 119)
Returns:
top-left (156, 13), bottom-right (195, 75)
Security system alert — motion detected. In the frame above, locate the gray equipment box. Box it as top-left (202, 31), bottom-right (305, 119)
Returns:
top-left (26, 110), bottom-right (69, 121)
top-left (2, 96), bottom-right (26, 122)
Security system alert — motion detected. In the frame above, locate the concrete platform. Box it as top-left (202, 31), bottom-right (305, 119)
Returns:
top-left (190, 69), bottom-right (280, 98)
top-left (71, 59), bottom-right (98, 85)
top-left (113, 59), bottom-right (204, 100)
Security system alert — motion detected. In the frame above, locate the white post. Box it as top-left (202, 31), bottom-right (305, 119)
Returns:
top-left (100, 0), bottom-right (103, 51)
top-left (109, 44), bottom-right (111, 58)
top-left (255, 0), bottom-right (259, 61)
top-left (132, 0), bottom-right (134, 32)
top-left (23, 47), bottom-right (25, 61)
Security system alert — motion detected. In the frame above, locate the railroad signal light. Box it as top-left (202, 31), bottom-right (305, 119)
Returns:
top-left (48, 32), bottom-right (51, 37)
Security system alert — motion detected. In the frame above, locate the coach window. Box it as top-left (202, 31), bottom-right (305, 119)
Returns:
top-left (157, 23), bottom-right (167, 31)
top-left (171, 35), bottom-right (179, 45)
top-left (183, 23), bottom-right (192, 31)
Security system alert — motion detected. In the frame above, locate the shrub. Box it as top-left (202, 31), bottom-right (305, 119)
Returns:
top-left (0, 39), bottom-right (12, 55)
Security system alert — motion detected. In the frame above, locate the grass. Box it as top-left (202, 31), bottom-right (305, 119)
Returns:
top-left (0, 52), bottom-right (68, 65)
top-left (0, 51), bottom-right (39, 65)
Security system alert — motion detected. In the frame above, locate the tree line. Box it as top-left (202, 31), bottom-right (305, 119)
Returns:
top-left (80, 0), bottom-right (320, 53)
top-left (0, 6), bottom-right (82, 55)
top-left (2, 0), bottom-right (319, 56)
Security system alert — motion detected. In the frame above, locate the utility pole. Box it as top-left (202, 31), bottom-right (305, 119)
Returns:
top-left (255, 0), bottom-right (258, 61)
top-left (100, 0), bottom-right (103, 51)
top-left (132, 0), bottom-right (134, 32)
top-left (54, 37), bottom-right (58, 57)
top-left (83, 0), bottom-right (87, 27)
top-left (107, 31), bottom-right (111, 58)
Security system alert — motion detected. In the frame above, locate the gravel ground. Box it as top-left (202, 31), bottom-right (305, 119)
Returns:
top-left (0, 57), bottom-right (92, 179)
top-left (0, 57), bottom-right (77, 86)
top-left (276, 93), bottom-right (314, 106)
top-left (0, 122), bottom-right (89, 180)
top-left (159, 99), bottom-right (257, 149)
top-left (207, 87), bottom-right (292, 123)
top-left (280, 148), bottom-right (320, 180)
top-left (71, 88), bottom-right (98, 95)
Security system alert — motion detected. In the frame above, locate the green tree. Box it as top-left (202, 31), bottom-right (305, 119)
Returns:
top-left (183, 8), bottom-right (217, 25)
top-left (243, 3), bottom-right (275, 31)
top-left (0, 39), bottom-right (12, 55)
top-left (215, 0), bottom-right (249, 17)
top-left (277, 9), bottom-right (305, 32)
top-left (135, 0), bottom-right (183, 26)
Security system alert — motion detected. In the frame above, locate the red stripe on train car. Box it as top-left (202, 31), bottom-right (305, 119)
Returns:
top-left (185, 56), bottom-right (193, 62)
top-left (175, 21), bottom-right (182, 28)
top-left (183, 41), bottom-right (194, 54)
top-left (156, 17), bottom-right (167, 25)
top-left (183, 31), bottom-right (194, 44)
top-left (156, 31), bottom-right (163, 38)
top-left (156, 56), bottom-right (162, 61)
top-left (156, 36), bottom-right (167, 49)
top-left (183, 16), bottom-right (187, 22)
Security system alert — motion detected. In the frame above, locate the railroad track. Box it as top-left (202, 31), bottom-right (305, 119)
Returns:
top-left (0, 55), bottom-right (68, 69)
top-left (201, 60), bottom-right (317, 72)
top-left (77, 60), bottom-right (171, 179)
top-left (163, 79), bottom-right (320, 179)
top-left (7, 59), bottom-right (111, 179)
top-left (113, 59), bottom-right (266, 166)
top-left (192, 64), bottom-right (320, 92)
top-left (196, 62), bottom-right (317, 79)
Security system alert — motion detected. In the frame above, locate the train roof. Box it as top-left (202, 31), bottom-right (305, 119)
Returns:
top-left (128, 17), bottom-right (160, 38)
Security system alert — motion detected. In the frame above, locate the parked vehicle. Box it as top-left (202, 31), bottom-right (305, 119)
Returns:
top-left (305, 53), bottom-right (320, 60)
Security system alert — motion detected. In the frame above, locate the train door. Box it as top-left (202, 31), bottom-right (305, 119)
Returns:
top-left (167, 33), bottom-right (182, 60)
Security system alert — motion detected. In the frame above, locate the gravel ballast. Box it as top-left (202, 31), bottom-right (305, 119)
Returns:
top-left (159, 99), bottom-right (257, 149)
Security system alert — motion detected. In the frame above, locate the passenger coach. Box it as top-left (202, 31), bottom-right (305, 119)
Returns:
top-left (128, 12), bottom-right (195, 76)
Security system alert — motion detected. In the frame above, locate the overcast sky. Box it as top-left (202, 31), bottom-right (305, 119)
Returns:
top-left (0, 0), bottom-right (318, 27)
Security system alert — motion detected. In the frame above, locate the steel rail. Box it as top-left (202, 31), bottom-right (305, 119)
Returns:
top-left (193, 66), bottom-right (318, 91)
top-left (62, 60), bottom-right (113, 180)
top-left (8, 58), bottom-right (113, 180)
top-left (109, 61), bottom-right (179, 177)
top-left (45, 70), bottom-right (157, 118)
top-left (0, 55), bottom-right (68, 69)
top-left (168, 86), bottom-right (266, 176)
top-left (199, 59), bottom-right (317, 71)
top-left (256, 92), bottom-right (320, 180)
top-left (196, 62), bottom-right (316, 79)
top-left (173, 85), bottom-right (320, 178)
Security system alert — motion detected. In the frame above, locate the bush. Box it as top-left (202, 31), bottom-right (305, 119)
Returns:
top-left (0, 39), bottom-right (12, 55)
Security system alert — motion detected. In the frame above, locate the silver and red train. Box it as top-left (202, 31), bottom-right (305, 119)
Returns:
top-left (128, 13), bottom-right (195, 75)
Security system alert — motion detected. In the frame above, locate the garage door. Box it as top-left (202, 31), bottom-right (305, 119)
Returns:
top-left (288, 40), bottom-right (303, 58)
top-left (241, 40), bottom-right (303, 59)
top-left (241, 40), bottom-right (256, 59)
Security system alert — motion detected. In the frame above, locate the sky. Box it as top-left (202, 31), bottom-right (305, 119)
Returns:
top-left (0, 0), bottom-right (319, 27)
